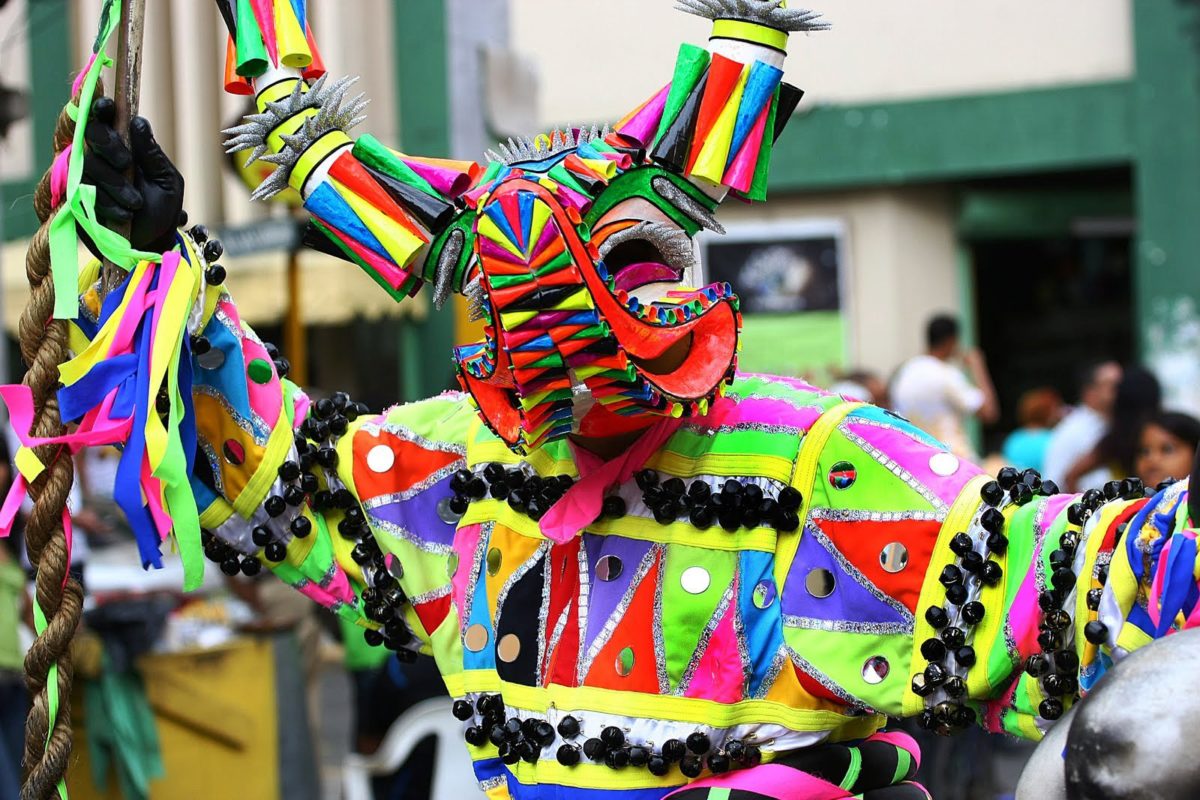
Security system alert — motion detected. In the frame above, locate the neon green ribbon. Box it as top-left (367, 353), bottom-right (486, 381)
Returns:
top-left (48, 0), bottom-right (161, 320)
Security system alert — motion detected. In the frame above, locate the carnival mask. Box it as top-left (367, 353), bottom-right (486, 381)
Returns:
top-left (228, 0), bottom-right (815, 453)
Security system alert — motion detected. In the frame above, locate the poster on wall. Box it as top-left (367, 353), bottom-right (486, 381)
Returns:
top-left (701, 220), bottom-right (849, 380)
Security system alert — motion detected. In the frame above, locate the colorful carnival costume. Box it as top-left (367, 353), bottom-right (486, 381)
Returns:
top-left (12, 1), bottom-right (1200, 798)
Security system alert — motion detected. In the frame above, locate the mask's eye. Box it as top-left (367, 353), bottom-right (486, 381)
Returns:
top-left (598, 221), bottom-right (697, 298)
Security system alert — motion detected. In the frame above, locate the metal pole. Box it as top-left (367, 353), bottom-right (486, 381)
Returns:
top-left (284, 215), bottom-right (308, 386)
top-left (101, 0), bottom-right (147, 295)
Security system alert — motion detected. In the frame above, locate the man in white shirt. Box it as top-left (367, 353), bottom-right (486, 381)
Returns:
top-left (891, 314), bottom-right (999, 458)
top-left (1041, 361), bottom-right (1122, 488)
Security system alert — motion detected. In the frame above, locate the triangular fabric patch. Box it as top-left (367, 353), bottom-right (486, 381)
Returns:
top-left (584, 551), bottom-right (663, 693)
top-left (780, 522), bottom-right (911, 628)
top-left (816, 517), bottom-right (940, 614)
top-left (494, 549), bottom-right (547, 686)
top-left (581, 534), bottom-right (655, 657)
top-left (661, 544), bottom-right (737, 690)
top-left (814, 428), bottom-right (940, 515)
top-left (683, 586), bottom-right (744, 703)
top-left (485, 525), bottom-right (544, 621)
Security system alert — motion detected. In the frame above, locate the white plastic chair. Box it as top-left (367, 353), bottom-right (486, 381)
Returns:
top-left (342, 697), bottom-right (486, 800)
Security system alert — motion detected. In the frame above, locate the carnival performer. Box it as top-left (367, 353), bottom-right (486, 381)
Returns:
top-left (13, 1), bottom-right (1200, 798)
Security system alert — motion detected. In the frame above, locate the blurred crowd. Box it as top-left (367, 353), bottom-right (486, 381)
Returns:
top-left (832, 313), bottom-right (1199, 498)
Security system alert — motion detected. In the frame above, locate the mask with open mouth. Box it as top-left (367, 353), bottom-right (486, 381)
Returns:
top-left (230, 0), bottom-right (813, 454)
top-left (447, 39), bottom-right (808, 452)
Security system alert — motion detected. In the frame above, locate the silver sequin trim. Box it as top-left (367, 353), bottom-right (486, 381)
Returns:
top-left (652, 551), bottom-right (671, 695)
top-left (575, 542), bottom-right (591, 679)
top-left (370, 515), bottom-right (455, 557)
top-left (678, 422), bottom-right (807, 438)
top-left (783, 615), bottom-right (912, 636)
top-left (842, 427), bottom-right (949, 515)
top-left (536, 553), bottom-right (553, 683)
top-left (362, 462), bottom-right (464, 509)
top-left (198, 440), bottom-right (226, 496)
top-left (409, 585), bottom-right (452, 606)
top-left (809, 507), bottom-right (941, 524)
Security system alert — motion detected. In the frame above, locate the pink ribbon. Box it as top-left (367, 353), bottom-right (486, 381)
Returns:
top-left (0, 383), bottom-right (132, 542)
top-left (538, 417), bottom-right (683, 544)
top-left (50, 146), bottom-right (72, 208)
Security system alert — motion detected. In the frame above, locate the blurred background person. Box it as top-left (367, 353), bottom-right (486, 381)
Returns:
top-left (830, 369), bottom-right (889, 407)
top-left (1135, 412), bottom-right (1200, 489)
top-left (891, 314), bottom-right (999, 458)
top-left (1065, 366), bottom-right (1162, 491)
top-left (1002, 388), bottom-right (1065, 472)
top-left (1042, 361), bottom-right (1122, 489)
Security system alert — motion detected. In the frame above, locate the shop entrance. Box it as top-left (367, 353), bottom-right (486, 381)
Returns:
top-left (961, 180), bottom-right (1135, 452)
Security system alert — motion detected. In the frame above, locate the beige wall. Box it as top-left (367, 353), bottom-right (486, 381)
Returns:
top-left (715, 186), bottom-right (961, 378)
top-left (511, 0), bottom-right (1134, 128)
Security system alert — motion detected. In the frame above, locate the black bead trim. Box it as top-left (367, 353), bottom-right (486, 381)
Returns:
top-left (916, 467), bottom-right (1059, 735)
top-left (450, 463), bottom-right (804, 534)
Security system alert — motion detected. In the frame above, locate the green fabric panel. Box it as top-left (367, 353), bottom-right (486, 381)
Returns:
top-left (661, 545), bottom-right (736, 690)
top-left (983, 500), bottom-right (1040, 686)
top-left (353, 134), bottom-right (441, 197)
top-left (664, 427), bottom-right (802, 462)
top-left (384, 391), bottom-right (478, 438)
top-left (743, 85), bottom-right (780, 202)
top-left (269, 515), bottom-right (362, 627)
top-left (654, 44), bottom-right (712, 147)
top-left (815, 430), bottom-right (938, 514)
top-left (781, 627), bottom-right (912, 716)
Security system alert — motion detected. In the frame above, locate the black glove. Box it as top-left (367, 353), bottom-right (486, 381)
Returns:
top-left (82, 96), bottom-right (185, 254)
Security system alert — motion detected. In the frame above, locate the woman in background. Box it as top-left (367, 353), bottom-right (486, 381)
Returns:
top-left (1065, 366), bottom-right (1162, 491)
top-left (1135, 412), bottom-right (1200, 489)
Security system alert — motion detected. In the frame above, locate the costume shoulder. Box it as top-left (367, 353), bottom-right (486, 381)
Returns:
top-left (344, 391), bottom-right (473, 505)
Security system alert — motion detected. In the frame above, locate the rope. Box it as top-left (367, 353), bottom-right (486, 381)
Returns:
top-left (19, 97), bottom-right (86, 800)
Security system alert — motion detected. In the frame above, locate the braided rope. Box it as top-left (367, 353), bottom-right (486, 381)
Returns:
top-left (19, 99), bottom-right (86, 800)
